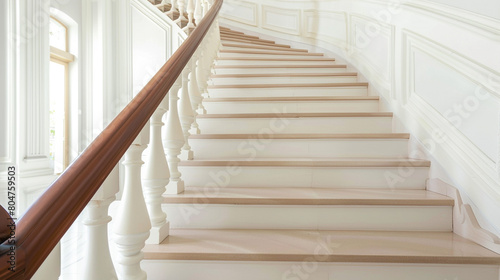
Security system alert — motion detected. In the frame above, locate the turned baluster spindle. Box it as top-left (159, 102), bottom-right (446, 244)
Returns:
top-left (189, 55), bottom-right (204, 131)
top-left (82, 167), bottom-right (119, 280)
top-left (163, 78), bottom-right (185, 194)
top-left (178, 66), bottom-right (195, 160)
top-left (143, 96), bottom-right (170, 244)
top-left (114, 130), bottom-right (151, 280)
top-left (175, 0), bottom-right (187, 25)
top-left (202, 0), bottom-right (209, 17)
top-left (165, 0), bottom-right (177, 19)
top-left (184, 0), bottom-right (195, 30)
top-left (194, 0), bottom-right (203, 26)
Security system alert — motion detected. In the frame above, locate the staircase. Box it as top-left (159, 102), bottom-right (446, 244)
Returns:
top-left (142, 26), bottom-right (500, 279)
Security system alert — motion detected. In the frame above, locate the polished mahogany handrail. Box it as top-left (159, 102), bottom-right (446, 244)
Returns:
top-left (0, 0), bottom-right (223, 278)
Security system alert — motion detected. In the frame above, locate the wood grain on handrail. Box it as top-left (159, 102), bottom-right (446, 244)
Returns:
top-left (0, 0), bottom-right (223, 278)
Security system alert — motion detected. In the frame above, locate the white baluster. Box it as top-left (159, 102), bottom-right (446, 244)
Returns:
top-left (179, 66), bottom-right (195, 160)
top-left (143, 96), bottom-right (170, 244)
top-left (196, 47), bottom-right (210, 101)
top-left (189, 55), bottom-right (204, 132)
top-left (175, 0), bottom-right (187, 26)
top-left (163, 78), bottom-right (185, 194)
top-left (165, 0), bottom-right (177, 20)
top-left (82, 166), bottom-right (119, 280)
top-left (202, 0), bottom-right (209, 17)
top-left (194, 0), bottom-right (203, 26)
top-left (184, 0), bottom-right (195, 31)
top-left (114, 130), bottom-right (151, 280)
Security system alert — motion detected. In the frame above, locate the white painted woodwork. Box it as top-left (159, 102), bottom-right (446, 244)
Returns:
top-left (194, 0), bottom-right (202, 25)
top-left (209, 74), bottom-right (358, 85)
top-left (207, 85), bottom-right (368, 97)
top-left (215, 58), bottom-right (336, 66)
top-left (213, 65), bottom-right (349, 75)
top-left (196, 115), bottom-right (393, 134)
top-left (189, 137), bottom-right (409, 159)
top-left (185, 0), bottom-right (195, 29)
top-left (217, 52), bottom-right (325, 60)
top-left (143, 97), bottom-right (170, 244)
top-left (164, 204), bottom-right (452, 231)
top-left (163, 78), bottom-right (186, 194)
top-left (188, 56), bottom-right (203, 134)
top-left (114, 136), bottom-right (151, 280)
top-left (178, 164), bottom-right (429, 189)
top-left (202, 98), bottom-right (379, 113)
top-left (179, 67), bottom-right (195, 160)
top-left (175, 0), bottom-right (187, 23)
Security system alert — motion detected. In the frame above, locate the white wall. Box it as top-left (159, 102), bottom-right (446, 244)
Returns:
top-left (218, 0), bottom-right (500, 238)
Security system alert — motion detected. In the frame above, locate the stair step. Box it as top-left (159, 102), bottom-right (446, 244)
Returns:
top-left (215, 57), bottom-right (336, 66)
top-left (222, 43), bottom-right (309, 52)
top-left (220, 34), bottom-right (272, 42)
top-left (178, 158), bottom-right (429, 189)
top-left (213, 64), bottom-right (349, 74)
top-left (196, 113), bottom-right (391, 134)
top-left (218, 50), bottom-right (324, 59)
top-left (202, 96), bottom-right (378, 113)
top-left (221, 38), bottom-right (292, 48)
top-left (210, 73), bottom-right (358, 85)
top-left (207, 83), bottom-right (368, 97)
top-left (190, 133), bottom-right (409, 159)
top-left (143, 229), bottom-right (500, 264)
top-left (163, 188), bottom-right (452, 230)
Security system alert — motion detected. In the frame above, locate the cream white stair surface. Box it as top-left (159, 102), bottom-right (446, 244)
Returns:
top-left (215, 57), bottom-right (337, 66)
top-left (213, 65), bottom-right (350, 74)
top-left (202, 97), bottom-right (379, 113)
top-left (142, 26), bottom-right (500, 279)
top-left (162, 187), bottom-right (452, 230)
top-left (209, 73), bottom-right (359, 85)
top-left (189, 134), bottom-right (409, 159)
top-left (196, 113), bottom-right (392, 134)
top-left (143, 230), bottom-right (500, 280)
top-left (178, 158), bottom-right (429, 189)
top-left (206, 84), bottom-right (368, 97)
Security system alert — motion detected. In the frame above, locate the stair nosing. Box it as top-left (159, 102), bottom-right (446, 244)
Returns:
top-left (210, 73), bottom-right (358, 78)
top-left (207, 82), bottom-right (368, 89)
top-left (214, 64), bottom-right (347, 69)
top-left (203, 96), bottom-right (377, 102)
top-left (216, 57), bottom-right (335, 62)
top-left (178, 159), bottom-right (431, 168)
top-left (197, 112), bottom-right (391, 118)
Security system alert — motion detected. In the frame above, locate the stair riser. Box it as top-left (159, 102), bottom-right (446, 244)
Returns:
top-left (222, 45), bottom-right (307, 53)
top-left (215, 60), bottom-right (336, 66)
top-left (207, 87), bottom-right (367, 97)
top-left (190, 139), bottom-right (409, 159)
top-left (144, 261), bottom-right (500, 280)
top-left (209, 76), bottom-right (358, 85)
top-left (221, 39), bottom-right (287, 48)
top-left (213, 67), bottom-right (348, 75)
top-left (178, 166), bottom-right (428, 189)
top-left (164, 204), bottom-right (452, 231)
top-left (197, 117), bottom-right (392, 134)
top-left (218, 52), bottom-right (324, 59)
top-left (202, 100), bottom-right (379, 114)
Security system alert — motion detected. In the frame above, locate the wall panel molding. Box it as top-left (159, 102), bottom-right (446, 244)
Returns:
top-left (303, 10), bottom-right (347, 49)
top-left (220, 0), bottom-right (258, 26)
top-left (261, 5), bottom-right (301, 35)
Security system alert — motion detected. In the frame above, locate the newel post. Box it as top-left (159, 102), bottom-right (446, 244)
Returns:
top-left (179, 66), bottom-right (195, 160)
top-left (163, 77), bottom-right (185, 194)
top-left (113, 128), bottom-right (151, 280)
top-left (81, 166), bottom-right (119, 280)
top-left (143, 95), bottom-right (170, 244)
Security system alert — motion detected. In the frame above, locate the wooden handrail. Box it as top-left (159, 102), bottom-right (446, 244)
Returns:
top-left (0, 0), bottom-right (223, 278)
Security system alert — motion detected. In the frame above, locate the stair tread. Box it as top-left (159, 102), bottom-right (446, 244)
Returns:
top-left (164, 188), bottom-right (453, 206)
top-left (143, 229), bottom-right (500, 264)
top-left (197, 112), bottom-right (391, 118)
top-left (190, 133), bottom-right (409, 139)
top-left (221, 38), bottom-right (292, 48)
top-left (179, 158), bottom-right (430, 167)
top-left (219, 50), bottom-right (324, 56)
top-left (204, 96), bottom-right (377, 101)
top-left (222, 43), bottom-right (309, 52)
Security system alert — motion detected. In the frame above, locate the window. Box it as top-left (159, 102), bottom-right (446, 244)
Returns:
top-left (49, 16), bottom-right (74, 174)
